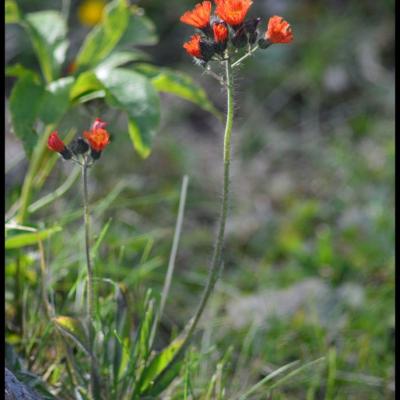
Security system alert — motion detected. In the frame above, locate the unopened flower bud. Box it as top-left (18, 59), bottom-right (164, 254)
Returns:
top-left (70, 137), bottom-right (89, 155)
top-left (232, 27), bottom-right (247, 48)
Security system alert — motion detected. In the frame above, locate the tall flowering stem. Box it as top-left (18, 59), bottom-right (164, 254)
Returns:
top-left (171, 0), bottom-right (294, 378)
top-left (155, 57), bottom-right (235, 375)
top-left (189, 57), bottom-right (234, 334)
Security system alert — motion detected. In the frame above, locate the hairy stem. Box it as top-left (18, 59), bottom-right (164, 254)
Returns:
top-left (188, 58), bottom-right (234, 332)
top-left (151, 60), bottom-right (235, 388)
top-left (82, 159), bottom-right (100, 399)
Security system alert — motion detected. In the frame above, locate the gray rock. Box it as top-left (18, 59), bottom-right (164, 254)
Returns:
top-left (5, 368), bottom-right (43, 400)
top-left (226, 278), bottom-right (364, 330)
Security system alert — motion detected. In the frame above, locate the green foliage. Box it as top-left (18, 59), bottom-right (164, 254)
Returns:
top-left (75, 0), bottom-right (130, 70)
top-left (136, 64), bottom-right (223, 120)
top-left (5, 226), bottom-right (61, 249)
top-left (23, 11), bottom-right (68, 82)
top-left (5, 0), bottom-right (21, 23)
top-left (138, 336), bottom-right (185, 395)
top-left (5, 1), bottom-right (394, 399)
top-left (9, 70), bottom-right (44, 156)
top-left (98, 68), bottom-right (160, 158)
top-left (53, 316), bottom-right (91, 355)
top-left (6, 0), bottom-right (217, 162)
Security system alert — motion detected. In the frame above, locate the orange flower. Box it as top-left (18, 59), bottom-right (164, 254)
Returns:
top-left (213, 22), bottom-right (229, 43)
top-left (180, 1), bottom-right (212, 29)
top-left (48, 131), bottom-right (65, 152)
top-left (183, 34), bottom-right (203, 58)
top-left (265, 16), bottom-right (293, 44)
top-left (215, 0), bottom-right (252, 27)
top-left (84, 128), bottom-right (110, 152)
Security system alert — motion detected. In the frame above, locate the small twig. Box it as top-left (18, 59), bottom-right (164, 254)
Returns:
top-left (232, 45), bottom-right (259, 68)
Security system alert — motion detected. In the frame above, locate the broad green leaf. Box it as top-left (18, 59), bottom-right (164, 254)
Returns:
top-left (138, 336), bottom-right (185, 394)
top-left (53, 316), bottom-right (90, 355)
top-left (39, 76), bottom-right (74, 124)
top-left (117, 12), bottom-right (158, 48)
top-left (5, 226), bottom-right (62, 249)
top-left (8, 71), bottom-right (44, 157)
top-left (69, 71), bottom-right (104, 102)
top-left (5, 64), bottom-right (39, 80)
top-left (95, 50), bottom-right (150, 76)
top-left (76, 0), bottom-right (129, 69)
top-left (136, 64), bottom-right (222, 120)
top-left (97, 68), bottom-right (160, 158)
top-left (5, 0), bottom-right (21, 24)
top-left (24, 11), bottom-right (68, 82)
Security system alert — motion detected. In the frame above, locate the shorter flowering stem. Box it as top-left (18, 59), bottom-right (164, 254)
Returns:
top-left (232, 45), bottom-right (259, 68)
top-left (82, 157), bottom-right (100, 399)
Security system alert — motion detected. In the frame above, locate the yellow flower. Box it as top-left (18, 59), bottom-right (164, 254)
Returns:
top-left (78, 0), bottom-right (106, 27)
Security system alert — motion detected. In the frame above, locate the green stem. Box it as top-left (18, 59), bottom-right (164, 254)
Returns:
top-left (151, 59), bottom-right (235, 387)
top-left (188, 58), bottom-right (234, 332)
top-left (82, 158), bottom-right (99, 399)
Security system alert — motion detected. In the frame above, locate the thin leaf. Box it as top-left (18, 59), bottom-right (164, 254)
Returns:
top-left (52, 316), bottom-right (90, 355)
top-left (92, 218), bottom-right (112, 259)
top-left (5, 226), bottom-right (62, 249)
top-left (140, 359), bottom-right (183, 398)
top-left (138, 336), bottom-right (185, 395)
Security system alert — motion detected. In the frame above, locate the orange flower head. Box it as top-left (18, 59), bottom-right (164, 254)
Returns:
top-left (183, 34), bottom-right (203, 58)
top-left (48, 131), bottom-right (65, 152)
top-left (265, 16), bottom-right (293, 44)
top-left (84, 128), bottom-right (110, 152)
top-left (180, 1), bottom-right (212, 29)
top-left (215, 0), bottom-right (253, 28)
top-left (213, 22), bottom-right (229, 43)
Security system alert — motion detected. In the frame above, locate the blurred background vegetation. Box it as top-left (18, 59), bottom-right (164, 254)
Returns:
top-left (5, 0), bottom-right (394, 399)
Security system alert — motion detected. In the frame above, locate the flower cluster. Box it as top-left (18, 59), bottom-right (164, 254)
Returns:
top-left (180, 0), bottom-right (293, 63)
top-left (48, 118), bottom-right (110, 162)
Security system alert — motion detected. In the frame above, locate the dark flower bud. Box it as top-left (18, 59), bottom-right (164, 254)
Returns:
top-left (244, 17), bottom-right (261, 44)
top-left (70, 137), bottom-right (89, 155)
top-left (91, 149), bottom-right (102, 160)
top-left (232, 27), bottom-right (248, 48)
top-left (60, 148), bottom-right (73, 160)
top-left (200, 40), bottom-right (216, 61)
top-left (258, 38), bottom-right (271, 49)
